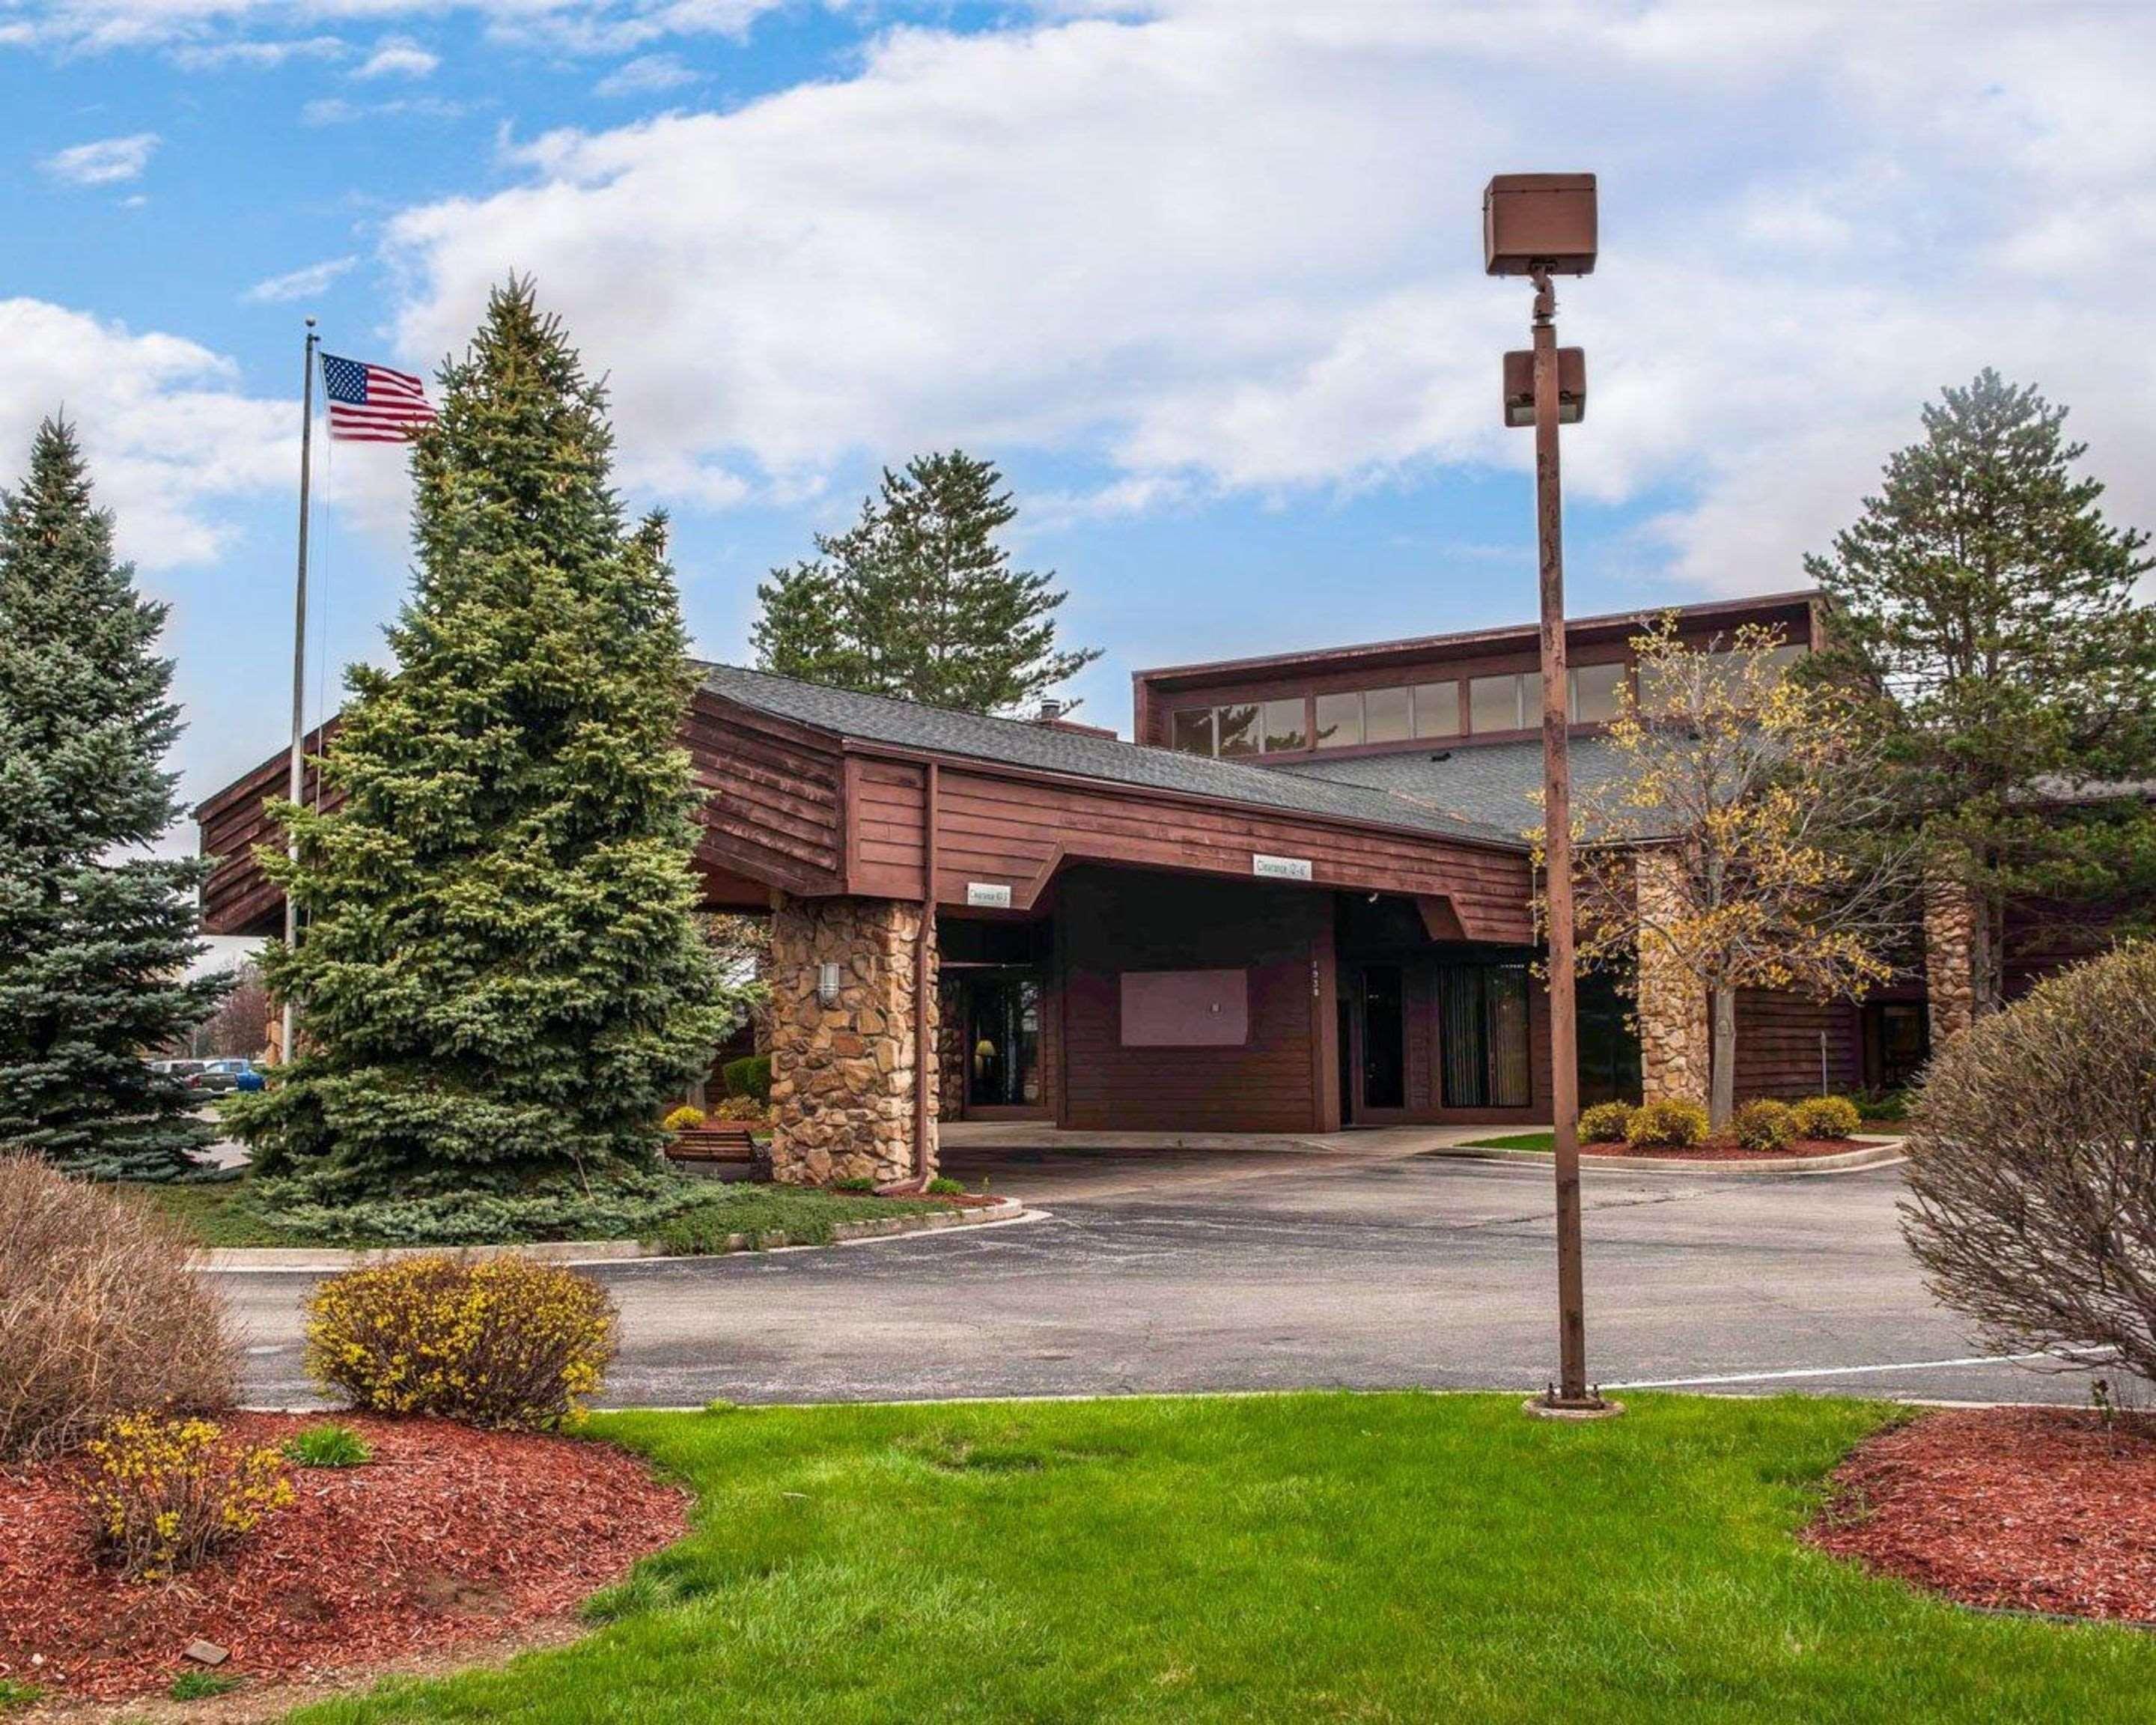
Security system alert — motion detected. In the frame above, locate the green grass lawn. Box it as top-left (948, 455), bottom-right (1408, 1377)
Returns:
top-left (290, 1393), bottom-right (2156, 1724)
top-left (126, 1176), bottom-right (954, 1253)
top-left (1461, 1130), bottom-right (1557, 1151)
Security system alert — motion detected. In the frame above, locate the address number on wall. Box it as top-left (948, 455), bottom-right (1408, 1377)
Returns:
top-left (1252, 854), bottom-right (1313, 882)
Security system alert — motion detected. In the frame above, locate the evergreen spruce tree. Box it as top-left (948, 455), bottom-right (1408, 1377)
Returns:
top-left (1806, 369), bottom-right (2156, 1012)
top-left (752, 451), bottom-right (1099, 712)
top-left (0, 419), bottom-right (226, 1180)
top-left (225, 281), bottom-right (728, 1214)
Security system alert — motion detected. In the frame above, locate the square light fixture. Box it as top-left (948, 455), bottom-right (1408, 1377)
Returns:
top-left (1502, 346), bottom-right (1587, 427)
top-left (1483, 173), bottom-right (1598, 276)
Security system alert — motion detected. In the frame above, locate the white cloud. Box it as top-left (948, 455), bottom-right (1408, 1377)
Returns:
top-left (243, 256), bottom-right (359, 303)
top-left (1, 0), bottom-right (788, 56)
top-left (377, 0), bottom-right (2156, 595)
top-left (168, 33), bottom-right (343, 68)
top-left (40, 131), bottom-right (160, 185)
top-left (0, 299), bottom-right (291, 568)
top-left (353, 32), bottom-right (437, 78)
top-left (303, 94), bottom-right (465, 124)
top-left (594, 51), bottom-right (696, 96)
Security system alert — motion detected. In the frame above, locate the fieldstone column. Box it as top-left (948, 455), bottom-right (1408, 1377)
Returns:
top-left (767, 893), bottom-right (938, 1186)
top-left (1635, 849), bottom-right (1709, 1107)
top-left (1924, 871), bottom-right (1982, 1044)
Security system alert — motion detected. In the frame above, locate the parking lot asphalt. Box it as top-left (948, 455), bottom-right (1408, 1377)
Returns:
top-left (213, 1144), bottom-right (2102, 1411)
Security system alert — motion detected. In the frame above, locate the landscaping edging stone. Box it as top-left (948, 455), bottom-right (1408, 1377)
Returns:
top-left (196, 1195), bottom-right (1027, 1271)
top-left (1426, 1136), bottom-right (1904, 1176)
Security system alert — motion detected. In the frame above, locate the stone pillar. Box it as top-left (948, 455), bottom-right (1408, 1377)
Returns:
top-left (767, 893), bottom-right (938, 1185)
top-left (1635, 850), bottom-right (1708, 1107)
top-left (1923, 871), bottom-right (1982, 1044)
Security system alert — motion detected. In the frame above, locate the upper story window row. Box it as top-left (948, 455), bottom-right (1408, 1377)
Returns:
top-left (1163, 643), bottom-right (1806, 761)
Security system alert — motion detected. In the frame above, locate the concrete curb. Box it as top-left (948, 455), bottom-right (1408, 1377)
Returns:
top-left (195, 1196), bottom-right (1027, 1273)
top-left (1421, 1136), bottom-right (1904, 1176)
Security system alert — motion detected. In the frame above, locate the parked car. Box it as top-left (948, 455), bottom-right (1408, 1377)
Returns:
top-left (150, 1058), bottom-right (209, 1087)
top-left (196, 1058), bottom-right (264, 1094)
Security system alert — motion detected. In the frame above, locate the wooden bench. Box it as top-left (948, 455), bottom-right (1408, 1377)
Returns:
top-left (664, 1125), bottom-right (760, 1165)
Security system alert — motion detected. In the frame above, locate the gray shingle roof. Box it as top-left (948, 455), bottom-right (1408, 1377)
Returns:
top-left (695, 663), bottom-right (1527, 849)
top-left (1278, 736), bottom-right (1636, 841)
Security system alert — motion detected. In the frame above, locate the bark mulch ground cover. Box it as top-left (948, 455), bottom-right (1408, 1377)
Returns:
top-left (1806, 1405), bottom-right (2156, 1625)
top-left (1588, 1137), bottom-right (1873, 1161)
top-left (0, 1413), bottom-right (688, 1707)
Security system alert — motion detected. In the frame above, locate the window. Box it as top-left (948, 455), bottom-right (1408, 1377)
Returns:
top-left (1568, 662), bottom-right (1627, 723)
top-left (1170, 708), bottom-right (1216, 756)
top-left (1261, 698), bottom-right (1308, 752)
top-left (1642, 641), bottom-right (1809, 713)
top-left (1217, 702), bottom-right (1261, 758)
top-left (1413, 682), bottom-right (1461, 738)
top-left (1437, 963), bottom-right (1532, 1108)
top-left (1363, 685), bottom-right (1413, 744)
top-left (1469, 673), bottom-right (1525, 733)
top-left (1313, 691), bottom-right (1363, 749)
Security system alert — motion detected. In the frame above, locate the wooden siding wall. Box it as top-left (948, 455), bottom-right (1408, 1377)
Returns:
top-left (197, 726), bottom-right (341, 936)
top-left (1732, 991), bottom-right (1862, 1100)
top-left (680, 698), bottom-right (845, 896)
top-left (844, 755), bottom-right (1534, 943)
top-left (1056, 869), bottom-right (1333, 1133)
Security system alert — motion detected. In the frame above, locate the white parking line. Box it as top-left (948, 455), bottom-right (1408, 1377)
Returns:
top-left (1607, 1351), bottom-right (2070, 1389)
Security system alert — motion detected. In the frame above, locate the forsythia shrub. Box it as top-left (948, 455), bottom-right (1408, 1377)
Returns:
top-left (662, 1106), bottom-right (707, 1134)
top-left (305, 1254), bottom-right (617, 1430)
top-left (1625, 1098), bottom-right (1710, 1149)
top-left (1791, 1095), bottom-right (1862, 1140)
top-left (85, 1414), bottom-right (293, 1583)
top-left (1577, 1102), bottom-right (1635, 1144)
top-left (1731, 1098), bottom-right (1797, 1152)
top-left (709, 1095), bottom-right (771, 1125)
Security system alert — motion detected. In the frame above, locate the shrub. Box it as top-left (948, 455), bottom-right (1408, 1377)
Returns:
top-left (722, 1053), bottom-right (772, 1105)
top-left (1904, 943), bottom-right (2156, 1385)
top-left (1578, 1102), bottom-right (1634, 1144)
top-left (833, 1175), bottom-right (877, 1193)
top-left (662, 1105), bottom-right (707, 1134)
top-left (1624, 1098), bottom-right (1709, 1149)
top-left (926, 1176), bottom-right (965, 1196)
top-left (305, 1254), bottom-right (617, 1430)
top-left (84, 1414), bottom-right (293, 1583)
top-left (1730, 1098), bottom-right (1796, 1152)
top-left (1791, 1095), bottom-right (1862, 1140)
top-left (710, 1095), bottom-right (771, 1125)
top-left (254, 1172), bottom-right (704, 1247)
top-left (281, 1421), bottom-right (371, 1467)
top-left (0, 1156), bottom-right (234, 1462)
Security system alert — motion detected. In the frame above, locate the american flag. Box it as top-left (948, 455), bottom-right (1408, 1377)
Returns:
top-left (322, 353), bottom-right (436, 443)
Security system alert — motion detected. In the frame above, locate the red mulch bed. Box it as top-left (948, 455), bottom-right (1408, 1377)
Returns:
top-left (0, 1413), bottom-right (688, 1704)
top-left (1806, 1405), bottom-right (2156, 1624)
top-left (1583, 1137), bottom-right (1871, 1161)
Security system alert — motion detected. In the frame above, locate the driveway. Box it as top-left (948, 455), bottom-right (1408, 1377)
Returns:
top-left (215, 1143), bottom-right (2103, 1409)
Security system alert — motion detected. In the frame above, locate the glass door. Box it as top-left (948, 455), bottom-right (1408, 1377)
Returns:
top-left (965, 973), bottom-right (1043, 1110)
top-left (1359, 965), bottom-right (1406, 1111)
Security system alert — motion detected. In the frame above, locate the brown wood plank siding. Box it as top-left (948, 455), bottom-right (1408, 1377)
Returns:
top-left (857, 759), bottom-right (1535, 943)
top-left (1732, 991), bottom-right (1861, 1100)
top-left (197, 726), bottom-right (341, 936)
top-left (680, 699), bottom-right (844, 895)
top-left (1057, 869), bottom-right (1333, 1133)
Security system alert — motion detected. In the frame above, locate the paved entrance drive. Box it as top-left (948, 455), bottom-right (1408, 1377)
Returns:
top-left (216, 1137), bottom-right (2098, 1410)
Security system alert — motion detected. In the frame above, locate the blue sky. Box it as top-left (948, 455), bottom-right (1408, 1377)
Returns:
top-left (4, 1), bottom-right (2153, 823)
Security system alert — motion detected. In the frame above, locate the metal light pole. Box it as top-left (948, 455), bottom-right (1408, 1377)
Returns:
top-left (1485, 174), bottom-right (1613, 1415)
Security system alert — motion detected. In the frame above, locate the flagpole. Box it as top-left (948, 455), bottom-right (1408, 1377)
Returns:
top-left (282, 319), bottom-right (318, 1064)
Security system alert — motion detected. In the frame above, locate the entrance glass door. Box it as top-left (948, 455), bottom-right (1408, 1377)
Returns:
top-left (966, 973), bottom-right (1043, 1110)
top-left (1359, 965), bottom-right (1406, 1111)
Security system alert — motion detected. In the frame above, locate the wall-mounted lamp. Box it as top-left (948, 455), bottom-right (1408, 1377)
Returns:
top-left (817, 962), bottom-right (842, 1007)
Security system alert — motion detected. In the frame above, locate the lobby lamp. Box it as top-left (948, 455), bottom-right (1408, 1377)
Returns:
top-left (1485, 172), bottom-right (1617, 1419)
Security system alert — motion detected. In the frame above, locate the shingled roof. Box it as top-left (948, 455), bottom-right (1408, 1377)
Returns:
top-left (1278, 736), bottom-right (1633, 840)
top-left (696, 663), bottom-right (1529, 850)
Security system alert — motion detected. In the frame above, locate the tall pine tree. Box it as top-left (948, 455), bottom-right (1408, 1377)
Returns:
top-left (1806, 369), bottom-right (2156, 1012)
top-left (0, 419), bottom-right (225, 1181)
top-left (226, 282), bottom-right (728, 1208)
top-left (752, 451), bottom-right (1099, 712)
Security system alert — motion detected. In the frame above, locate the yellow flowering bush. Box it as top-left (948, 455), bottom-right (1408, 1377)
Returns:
top-left (305, 1254), bottom-right (618, 1430)
top-left (84, 1414), bottom-right (293, 1583)
top-left (709, 1095), bottom-right (772, 1125)
top-left (1791, 1095), bottom-right (1863, 1140)
top-left (662, 1105), bottom-right (707, 1134)
top-left (1577, 1101), bottom-right (1635, 1144)
top-left (1624, 1098), bottom-right (1710, 1149)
